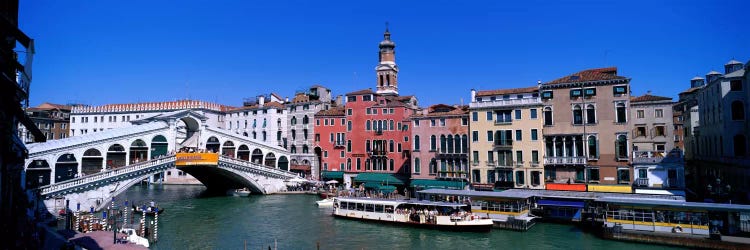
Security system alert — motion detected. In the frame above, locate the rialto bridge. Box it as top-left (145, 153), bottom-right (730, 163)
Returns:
top-left (23, 110), bottom-right (298, 215)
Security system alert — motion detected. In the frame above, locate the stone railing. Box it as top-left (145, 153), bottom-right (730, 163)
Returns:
top-left (470, 97), bottom-right (541, 109)
top-left (218, 155), bottom-right (298, 179)
top-left (544, 156), bottom-right (586, 165)
top-left (40, 155), bottom-right (176, 195)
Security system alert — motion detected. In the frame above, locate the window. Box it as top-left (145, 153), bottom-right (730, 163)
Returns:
top-left (516, 171), bottom-right (525, 185)
top-left (414, 135), bottom-right (420, 151)
top-left (440, 118), bottom-right (446, 127)
top-left (587, 168), bottom-right (600, 181)
top-left (430, 135), bottom-right (437, 151)
top-left (515, 130), bottom-right (522, 141)
top-left (730, 80), bottom-right (742, 91)
top-left (616, 134), bottom-right (628, 160)
top-left (366, 120), bottom-right (371, 130)
top-left (531, 150), bottom-right (539, 163)
top-left (617, 168), bottom-right (630, 183)
top-left (347, 121), bottom-right (352, 131)
top-left (515, 110), bottom-right (521, 120)
top-left (655, 109), bottom-right (663, 118)
top-left (487, 131), bottom-right (493, 142)
top-left (430, 119), bottom-right (436, 127)
top-left (573, 105), bottom-right (583, 125)
top-left (347, 109), bottom-right (353, 115)
top-left (584, 88), bottom-right (596, 97)
top-left (636, 110), bottom-right (644, 118)
top-left (616, 103), bottom-right (627, 123)
top-left (472, 112), bottom-right (478, 121)
top-left (613, 85), bottom-right (627, 95)
top-left (472, 151), bottom-right (479, 164)
top-left (731, 101), bottom-right (745, 120)
top-left (414, 158), bottom-right (421, 173)
top-left (530, 108), bottom-right (538, 119)
top-left (655, 126), bottom-right (665, 137)
top-left (414, 120), bottom-right (420, 127)
top-left (636, 126), bottom-right (646, 137)
top-left (363, 95), bottom-right (372, 101)
top-left (472, 131), bottom-right (478, 142)
top-left (531, 129), bottom-right (538, 141)
top-left (585, 105), bottom-right (596, 124)
top-left (347, 96), bottom-right (356, 102)
top-left (544, 107), bottom-right (553, 126)
top-left (570, 89), bottom-right (583, 98)
top-left (655, 144), bottom-right (665, 152)
top-left (541, 91), bottom-right (553, 99)
top-left (516, 151), bottom-right (523, 163)
top-left (486, 111), bottom-right (493, 121)
top-left (588, 136), bottom-right (598, 158)
top-left (347, 140), bottom-right (352, 152)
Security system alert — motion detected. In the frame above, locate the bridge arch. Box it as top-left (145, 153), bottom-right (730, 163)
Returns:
top-left (151, 135), bottom-right (169, 158)
top-left (237, 145), bottom-right (250, 161)
top-left (26, 159), bottom-right (51, 188)
top-left (264, 152), bottom-right (276, 167)
top-left (106, 144), bottom-right (126, 169)
top-left (251, 148), bottom-right (263, 164)
top-left (206, 136), bottom-right (220, 153)
top-left (222, 141), bottom-right (236, 157)
top-left (129, 139), bottom-right (149, 164)
top-left (82, 148), bottom-right (104, 175)
top-left (55, 153), bottom-right (78, 183)
top-left (278, 156), bottom-right (289, 171)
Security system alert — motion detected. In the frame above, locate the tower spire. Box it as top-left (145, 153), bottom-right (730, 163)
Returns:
top-left (376, 23), bottom-right (398, 96)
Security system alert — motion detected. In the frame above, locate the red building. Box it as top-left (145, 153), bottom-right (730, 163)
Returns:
top-left (314, 106), bottom-right (347, 173)
top-left (317, 27), bottom-right (419, 190)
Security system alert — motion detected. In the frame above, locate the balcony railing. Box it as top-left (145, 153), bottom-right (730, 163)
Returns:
top-left (485, 161), bottom-right (496, 167)
top-left (530, 161), bottom-right (540, 167)
top-left (634, 178), bottom-right (649, 187)
top-left (333, 140), bottom-right (346, 148)
top-left (544, 156), bottom-right (586, 165)
top-left (515, 161), bottom-right (525, 167)
top-left (494, 120), bottom-right (513, 125)
top-left (374, 129), bottom-right (383, 135)
top-left (496, 160), bottom-right (514, 168)
top-left (493, 140), bottom-right (513, 148)
top-left (368, 150), bottom-right (387, 157)
top-left (470, 97), bottom-right (542, 109)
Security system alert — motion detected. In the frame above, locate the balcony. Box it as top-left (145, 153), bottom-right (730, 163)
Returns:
top-left (634, 178), bottom-right (649, 187)
top-left (632, 151), bottom-right (666, 164)
top-left (493, 140), bottom-right (513, 149)
top-left (494, 120), bottom-right (513, 125)
top-left (544, 156), bottom-right (586, 165)
top-left (530, 161), bottom-right (540, 167)
top-left (470, 97), bottom-right (542, 109)
top-left (485, 161), bottom-right (496, 167)
top-left (436, 150), bottom-right (468, 158)
top-left (368, 150), bottom-right (387, 157)
top-left (515, 161), bottom-right (525, 168)
top-left (495, 160), bottom-right (514, 168)
top-left (333, 140), bottom-right (346, 148)
top-left (374, 129), bottom-right (383, 135)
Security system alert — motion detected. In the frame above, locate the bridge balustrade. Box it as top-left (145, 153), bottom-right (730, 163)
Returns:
top-left (218, 155), bottom-right (298, 179)
top-left (40, 155), bottom-right (176, 195)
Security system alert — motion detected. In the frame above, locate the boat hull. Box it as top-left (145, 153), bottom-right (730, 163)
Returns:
top-left (332, 213), bottom-right (493, 232)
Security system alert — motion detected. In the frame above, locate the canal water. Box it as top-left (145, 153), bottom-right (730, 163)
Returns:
top-left (117, 184), bottom-right (678, 249)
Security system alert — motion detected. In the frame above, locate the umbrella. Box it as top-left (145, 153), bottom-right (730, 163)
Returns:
top-left (326, 180), bottom-right (339, 184)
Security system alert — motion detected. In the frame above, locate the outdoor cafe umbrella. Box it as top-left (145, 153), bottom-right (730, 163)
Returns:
top-left (285, 176), bottom-right (308, 187)
top-left (325, 180), bottom-right (339, 184)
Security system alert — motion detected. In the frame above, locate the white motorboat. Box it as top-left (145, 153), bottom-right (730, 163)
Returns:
top-left (233, 188), bottom-right (251, 197)
top-left (316, 198), bottom-right (335, 207)
top-left (332, 197), bottom-right (494, 232)
top-left (119, 228), bottom-right (150, 248)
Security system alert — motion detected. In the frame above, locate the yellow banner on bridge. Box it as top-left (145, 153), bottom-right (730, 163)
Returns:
top-left (175, 153), bottom-right (219, 166)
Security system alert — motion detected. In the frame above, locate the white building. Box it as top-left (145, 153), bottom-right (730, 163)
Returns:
top-left (285, 85), bottom-right (339, 179)
top-left (224, 94), bottom-right (288, 159)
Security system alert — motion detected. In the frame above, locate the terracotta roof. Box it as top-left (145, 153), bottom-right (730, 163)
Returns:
top-left (346, 89), bottom-right (374, 96)
top-left (28, 102), bottom-right (72, 111)
top-left (631, 94), bottom-right (672, 103)
top-left (679, 87), bottom-right (702, 95)
top-left (411, 104), bottom-right (468, 118)
top-left (315, 106), bottom-right (345, 116)
top-left (476, 86), bottom-right (537, 97)
top-left (544, 67), bottom-right (626, 85)
top-left (291, 93), bottom-right (310, 103)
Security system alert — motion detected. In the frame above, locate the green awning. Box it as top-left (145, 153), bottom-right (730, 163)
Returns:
top-left (321, 171), bottom-right (344, 179)
top-left (410, 179), bottom-right (467, 190)
top-left (354, 173), bottom-right (406, 186)
top-left (377, 185), bottom-right (397, 194)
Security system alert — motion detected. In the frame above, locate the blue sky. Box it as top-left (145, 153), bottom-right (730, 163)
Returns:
top-left (19, 0), bottom-right (749, 107)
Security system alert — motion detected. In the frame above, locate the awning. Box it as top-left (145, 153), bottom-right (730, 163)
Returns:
top-left (354, 173), bottom-right (405, 186)
top-left (537, 200), bottom-right (585, 208)
top-left (377, 185), bottom-right (397, 194)
top-left (321, 171), bottom-right (344, 179)
top-left (410, 179), bottom-right (467, 190)
top-left (290, 164), bottom-right (311, 171)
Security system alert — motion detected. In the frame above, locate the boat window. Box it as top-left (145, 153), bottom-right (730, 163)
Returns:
top-left (374, 204), bottom-right (384, 213)
top-left (356, 203), bottom-right (364, 211)
top-left (341, 202), bottom-right (349, 210)
top-left (385, 205), bottom-right (394, 213)
top-left (347, 202), bottom-right (356, 210)
top-left (365, 204), bottom-right (374, 212)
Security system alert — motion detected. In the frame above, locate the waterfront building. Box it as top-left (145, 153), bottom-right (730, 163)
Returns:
top-left (332, 27), bottom-right (419, 189)
top-left (468, 87), bottom-right (545, 190)
top-left (409, 104), bottom-right (470, 190)
top-left (224, 95), bottom-right (287, 158)
top-left (629, 93), bottom-right (684, 194)
top-left (286, 85), bottom-right (337, 179)
top-left (19, 102), bottom-right (72, 143)
top-left (685, 59), bottom-right (749, 203)
top-left (314, 106), bottom-right (347, 174)
top-left (539, 67), bottom-right (633, 192)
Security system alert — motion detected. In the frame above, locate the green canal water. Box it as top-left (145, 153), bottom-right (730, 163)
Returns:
top-left (117, 184), bottom-right (677, 249)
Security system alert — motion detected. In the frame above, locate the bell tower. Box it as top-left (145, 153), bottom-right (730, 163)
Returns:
top-left (376, 22), bottom-right (399, 96)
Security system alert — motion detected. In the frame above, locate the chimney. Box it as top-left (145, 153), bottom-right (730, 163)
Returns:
top-left (335, 95), bottom-right (343, 106)
top-left (470, 89), bottom-right (476, 102)
top-left (258, 95), bottom-right (265, 107)
top-left (285, 97), bottom-right (289, 103)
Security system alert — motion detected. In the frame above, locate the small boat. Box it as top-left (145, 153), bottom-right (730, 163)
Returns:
top-left (332, 197), bottom-right (494, 232)
top-left (233, 188), bottom-right (251, 197)
top-left (119, 228), bottom-right (150, 248)
top-left (316, 198), bottom-right (335, 207)
top-left (132, 201), bottom-right (164, 216)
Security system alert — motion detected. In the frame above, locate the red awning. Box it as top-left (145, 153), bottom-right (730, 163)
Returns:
top-left (290, 164), bottom-right (311, 171)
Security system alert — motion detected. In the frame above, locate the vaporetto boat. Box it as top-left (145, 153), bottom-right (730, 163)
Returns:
top-left (332, 197), bottom-right (494, 232)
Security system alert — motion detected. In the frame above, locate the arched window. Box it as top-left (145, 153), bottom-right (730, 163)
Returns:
top-left (290, 145), bottom-right (297, 154)
top-left (262, 118), bottom-right (267, 128)
top-left (414, 135), bottom-right (420, 151)
top-left (573, 105), bottom-right (583, 125)
top-left (440, 135), bottom-right (447, 153)
top-left (291, 116), bottom-right (297, 125)
top-left (544, 107), bottom-right (553, 126)
top-left (430, 135), bottom-right (437, 151)
top-left (262, 131), bottom-right (267, 141)
top-left (366, 120), bottom-right (371, 131)
top-left (347, 158), bottom-right (352, 171)
top-left (454, 135), bottom-right (461, 154)
top-left (302, 145), bottom-right (309, 154)
top-left (461, 135), bottom-right (468, 153)
top-left (616, 134), bottom-right (628, 159)
top-left (734, 135), bottom-right (747, 157)
top-left (588, 135), bottom-right (598, 158)
top-left (389, 140), bottom-right (395, 152)
top-left (277, 118), bottom-right (282, 128)
top-left (447, 135), bottom-right (454, 153)
top-left (253, 131), bottom-right (257, 139)
top-left (389, 159), bottom-right (395, 171)
top-left (389, 120), bottom-right (394, 131)
top-left (586, 104), bottom-right (596, 124)
top-left (616, 103), bottom-right (627, 123)
top-left (253, 119), bottom-right (257, 128)
top-left (414, 157), bottom-right (421, 173)
top-left (303, 115), bottom-right (309, 124)
top-left (731, 101), bottom-right (745, 120)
